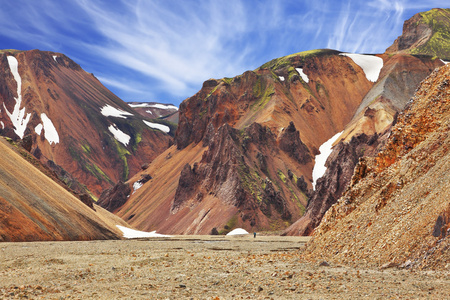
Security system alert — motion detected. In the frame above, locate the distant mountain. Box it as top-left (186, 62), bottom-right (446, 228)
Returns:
top-left (127, 102), bottom-right (179, 124)
top-left (303, 63), bottom-right (450, 270)
top-left (0, 50), bottom-right (172, 197)
top-left (0, 136), bottom-right (128, 242)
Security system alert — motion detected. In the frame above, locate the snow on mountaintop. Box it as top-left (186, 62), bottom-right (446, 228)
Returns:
top-left (128, 103), bottom-right (178, 110)
top-left (101, 104), bottom-right (133, 118)
top-left (116, 225), bottom-right (170, 238)
top-left (226, 228), bottom-right (250, 236)
top-left (108, 124), bottom-right (130, 146)
top-left (143, 120), bottom-right (170, 133)
top-left (339, 53), bottom-right (383, 82)
top-left (312, 131), bottom-right (343, 190)
top-left (296, 68), bottom-right (309, 83)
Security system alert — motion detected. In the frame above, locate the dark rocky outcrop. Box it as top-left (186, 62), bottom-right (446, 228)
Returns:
top-left (278, 121), bottom-right (312, 164)
top-left (283, 133), bottom-right (386, 236)
top-left (97, 181), bottom-right (131, 212)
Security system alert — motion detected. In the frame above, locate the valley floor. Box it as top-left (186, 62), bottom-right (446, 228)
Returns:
top-left (0, 236), bottom-right (449, 299)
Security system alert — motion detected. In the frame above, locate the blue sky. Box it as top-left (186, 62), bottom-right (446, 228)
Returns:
top-left (0, 0), bottom-right (448, 105)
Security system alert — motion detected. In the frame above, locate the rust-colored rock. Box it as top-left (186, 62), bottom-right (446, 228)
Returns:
top-left (0, 137), bottom-right (128, 242)
top-left (303, 64), bottom-right (450, 270)
top-left (0, 50), bottom-right (172, 197)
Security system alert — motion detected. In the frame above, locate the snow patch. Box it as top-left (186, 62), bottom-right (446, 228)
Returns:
top-left (108, 124), bottom-right (130, 146)
top-left (101, 104), bottom-right (134, 118)
top-left (312, 131), bottom-right (343, 190)
top-left (133, 181), bottom-right (143, 192)
top-left (226, 228), bottom-right (249, 236)
top-left (295, 68), bottom-right (309, 83)
top-left (279, 76), bottom-right (285, 82)
top-left (339, 53), bottom-right (383, 82)
top-left (145, 110), bottom-right (160, 117)
top-left (3, 56), bottom-right (31, 139)
top-left (35, 123), bottom-right (43, 135)
top-left (116, 225), bottom-right (170, 238)
top-left (128, 103), bottom-right (178, 110)
top-left (148, 103), bottom-right (178, 110)
top-left (0, 121), bottom-right (4, 129)
top-left (40, 113), bottom-right (59, 145)
top-left (143, 120), bottom-right (170, 133)
top-left (53, 56), bottom-right (57, 62)
top-left (441, 59), bottom-right (449, 65)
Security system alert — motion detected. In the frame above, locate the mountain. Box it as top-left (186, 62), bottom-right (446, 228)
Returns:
top-left (302, 63), bottom-right (450, 270)
top-left (0, 136), bottom-right (128, 242)
top-left (386, 8), bottom-right (450, 60)
top-left (0, 50), bottom-right (172, 197)
top-left (100, 49), bottom-right (385, 234)
top-left (283, 10), bottom-right (448, 236)
top-left (127, 102), bottom-right (179, 124)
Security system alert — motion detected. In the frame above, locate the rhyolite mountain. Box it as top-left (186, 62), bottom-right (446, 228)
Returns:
top-left (101, 49), bottom-right (381, 234)
top-left (283, 8), bottom-right (449, 236)
top-left (0, 136), bottom-right (129, 242)
top-left (128, 102), bottom-right (179, 124)
top-left (0, 49), bottom-right (173, 197)
top-left (100, 8), bottom-right (449, 236)
top-left (303, 63), bottom-right (450, 270)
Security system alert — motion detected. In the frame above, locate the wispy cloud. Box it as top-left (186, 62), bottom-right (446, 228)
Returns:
top-left (0, 0), bottom-right (448, 103)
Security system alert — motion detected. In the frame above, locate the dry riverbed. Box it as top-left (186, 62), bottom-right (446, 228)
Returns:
top-left (0, 235), bottom-right (449, 299)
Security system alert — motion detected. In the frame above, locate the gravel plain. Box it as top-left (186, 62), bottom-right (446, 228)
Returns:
top-left (0, 235), bottom-right (449, 299)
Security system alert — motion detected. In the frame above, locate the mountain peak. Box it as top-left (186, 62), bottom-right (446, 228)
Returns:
top-left (386, 8), bottom-right (450, 60)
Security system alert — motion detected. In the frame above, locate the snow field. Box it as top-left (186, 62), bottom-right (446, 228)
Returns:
top-left (116, 225), bottom-right (170, 238)
top-left (339, 53), bottom-right (383, 82)
top-left (101, 104), bottom-right (134, 118)
top-left (40, 113), bottom-right (60, 145)
top-left (296, 68), bottom-right (309, 83)
top-left (129, 103), bottom-right (178, 110)
top-left (4, 56), bottom-right (31, 139)
top-left (143, 120), bottom-right (170, 133)
top-left (312, 131), bottom-right (343, 190)
top-left (108, 124), bottom-right (131, 146)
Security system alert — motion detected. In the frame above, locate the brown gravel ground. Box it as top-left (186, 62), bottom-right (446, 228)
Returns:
top-left (0, 235), bottom-right (449, 299)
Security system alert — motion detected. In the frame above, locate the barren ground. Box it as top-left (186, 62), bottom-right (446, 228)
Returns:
top-left (0, 235), bottom-right (449, 299)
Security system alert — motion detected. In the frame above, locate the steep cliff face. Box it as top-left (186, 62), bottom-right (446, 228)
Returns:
top-left (386, 8), bottom-right (450, 60)
top-left (109, 49), bottom-right (378, 234)
top-left (284, 53), bottom-right (443, 236)
top-left (0, 50), bottom-right (172, 196)
top-left (0, 136), bottom-right (129, 242)
top-left (303, 64), bottom-right (450, 270)
top-left (284, 9), bottom-right (448, 236)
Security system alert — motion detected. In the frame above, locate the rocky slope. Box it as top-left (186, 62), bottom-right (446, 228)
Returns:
top-left (284, 10), bottom-right (447, 236)
top-left (0, 50), bottom-right (172, 197)
top-left (103, 8), bottom-right (449, 237)
top-left (303, 63), bottom-right (450, 270)
top-left (0, 136), bottom-right (129, 242)
top-left (102, 49), bottom-right (381, 234)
